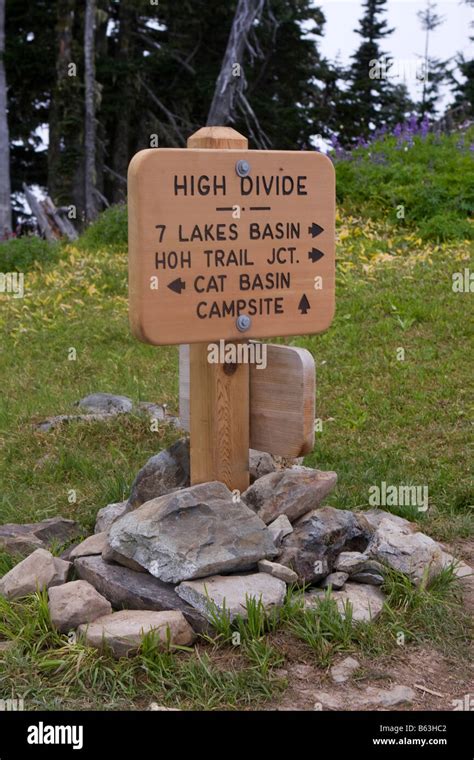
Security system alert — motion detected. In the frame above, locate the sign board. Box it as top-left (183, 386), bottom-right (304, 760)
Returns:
top-left (128, 148), bottom-right (335, 345)
top-left (179, 343), bottom-right (315, 457)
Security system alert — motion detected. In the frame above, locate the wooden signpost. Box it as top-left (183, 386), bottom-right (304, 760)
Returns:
top-left (179, 343), bottom-right (316, 458)
top-left (128, 126), bottom-right (335, 491)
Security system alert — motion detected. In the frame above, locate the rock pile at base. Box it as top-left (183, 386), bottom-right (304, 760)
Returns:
top-left (0, 439), bottom-right (471, 657)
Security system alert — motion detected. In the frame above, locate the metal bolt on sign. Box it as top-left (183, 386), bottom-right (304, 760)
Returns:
top-left (235, 159), bottom-right (251, 177)
top-left (236, 315), bottom-right (252, 332)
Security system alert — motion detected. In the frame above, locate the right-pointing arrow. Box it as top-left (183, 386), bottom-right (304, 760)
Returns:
top-left (308, 222), bottom-right (324, 238)
top-left (298, 294), bottom-right (311, 314)
top-left (168, 277), bottom-right (186, 294)
top-left (308, 247), bottom-right (325, 263)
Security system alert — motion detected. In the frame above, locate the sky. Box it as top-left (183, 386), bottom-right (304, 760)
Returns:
top-left (314, 0), bottom-right (473, 111)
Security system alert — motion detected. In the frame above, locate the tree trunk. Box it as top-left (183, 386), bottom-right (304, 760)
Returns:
top-left (0, 0), bottom-right (11, 236)
top-left (110, 0), bottom-right (134, 204)
top-left (207, 0), bottom-right (264, 126)
top-left (84, 0), bottom-right (98, 222)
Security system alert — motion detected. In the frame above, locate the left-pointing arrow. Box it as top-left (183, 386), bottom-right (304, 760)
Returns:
top-left (168, 278), bottom-right (186, 294)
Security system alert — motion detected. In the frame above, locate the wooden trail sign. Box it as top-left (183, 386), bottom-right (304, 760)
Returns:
top-left (128, 126), bottom-right (335, 491)
top-left (179, 343), bottom-right (315, 458)
top-left (128, 133), bottom-right (335, 346)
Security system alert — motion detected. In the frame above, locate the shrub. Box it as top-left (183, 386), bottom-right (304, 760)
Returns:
top-left (77, 204), bottom-right (127, 251)
top-left (0, 237), bottom-right (60, 272)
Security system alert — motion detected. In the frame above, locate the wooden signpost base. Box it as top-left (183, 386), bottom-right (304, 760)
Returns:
top-left (187, 127), bottom-right (250, 493)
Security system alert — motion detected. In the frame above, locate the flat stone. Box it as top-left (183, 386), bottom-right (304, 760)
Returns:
top-left (68, 533), bottom-right (108, 560)
top-left (102, 540), bottom-right (147, 573)
top-left (306, 583), bottom-right (385, 622)
top-left (176, 572), bottom-right (286, 621)
top-left (267, 514), bottom-right (293, 547)
top-left (242, 467), bottom-right (338, 524)
top-left (0, 517), bottom-right (82, 556)
top-left (110, 481), bottom-right (277, 583)
top-left (439, 552), bottom-right (472, 578)
top-left (0, 641), bottom-right (15, 653)
top-left (334, 551), bottom-right (383, 576)
top-left (48, 580), bottom-right (112, 633)
top-left (128, 439), bottom-right (190, 508)
top-left (77, 393), bottom-right (133, 414)
top-left (36, 413), bottom-right (117, 432)
top-left (94, 501), bottom-right (131, 534)
top-left (258, 559), bottom-right (298, 584)
top-left (367, 518), bottom-right (444, 584)
top-left (77, 609), bottom-right (195, 658)
top-left (361, 685), bottom-right (416, 707)
top-left (361, 509), bottom-right (418, 532)
top-left (74, 555), bottom-right (208, 633)
top-left (351, 570), bottom-right (384, 585)
top-left (278, 507), bottom-right (373, 583)
top-left (313, 684), bottom-right (415, 710)
top-left (330, 656), bottom-right (360, 684)
top-left (0, 549), bottom-right (71, 600)
top-left (320, 572), bottom-right (348, 590)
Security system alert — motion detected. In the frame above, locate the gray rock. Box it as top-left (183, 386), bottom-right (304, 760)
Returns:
top-left (320, 572), bottom-right (348, 590)
top-left (0, 640), bottom-right (15, 653)
top-left (313, 684), bottom-right (415, 710)
top-left (361, 509), bottom-right (418, 532)
top-left (77, 392), bottom-right (133, 414)
top-left (360, 685), bottom-right (416, 707)
top-left (334, 551), bottom-right (384, 576)
top-left (48, 580), bottom-right (112, 633)
top-left (128, 439), bottom-right (190, 508)
top-left (306, 582), bottom-right (385, 622)
top-left (52, 557), bottom-right (72, 585)
top-left (367, 517), bottom-right (444, 584)
top-left (176, 573), bottom-right (286, 621)
top-left (439, 552), bottom-right (472, 578)
top-left (74, 555), bottom-right (208, 633)
top-left (258, 559), bottom-right (298, 584)
top-left (102, 540), bottom-right (147, 573)
top-left (69, 533), bottom-right (108, 560)
top-left (36, 413), bottom-right (116, 432)
top-left (136, 402), bottom-right (166, 420)
top-left (110, 481), bottom-right (277, 584)
top-left (77, 609), bottom-right (195, 658)
top-left (278, 507), bottom-right (373, 583)
top-left (330, 656), bottom-right (360, 684)
top-left (249, 450), bottom-right (279, 483)
top-left (94, 501), bottom-right (131, 534)
top-left (0, 549), bottom-right (71, 600)
top-left (267, 514), bottom-right (293, 547)
top-left (0, 517), bottom-right (82, 556)
top-left (242, 467), bottom-right (338, 524)
top-left (351, 570), bottom-right (384, 585)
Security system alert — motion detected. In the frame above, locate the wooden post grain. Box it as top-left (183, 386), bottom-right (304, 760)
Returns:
top-left (187, 127), bottom-right (250, 492)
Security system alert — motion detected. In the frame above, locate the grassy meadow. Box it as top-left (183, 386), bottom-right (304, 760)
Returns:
top-left (0, 129), bottom-right (472, 709)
